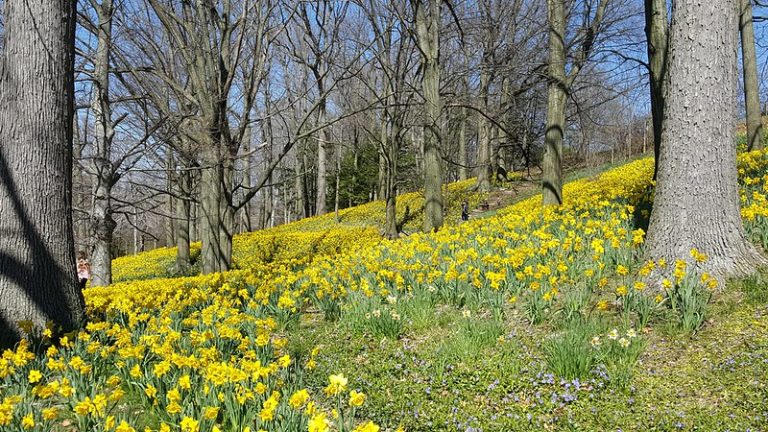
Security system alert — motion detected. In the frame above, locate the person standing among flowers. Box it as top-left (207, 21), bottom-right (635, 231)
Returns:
top-left (76, 254), bottom-right (91, 289)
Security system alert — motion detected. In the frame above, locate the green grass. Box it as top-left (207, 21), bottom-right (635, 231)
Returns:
top-left (284, 276), bottom-right (768, 431)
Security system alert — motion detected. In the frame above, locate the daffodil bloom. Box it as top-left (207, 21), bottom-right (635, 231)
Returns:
top-left (289, 389), bottom-right (310, 409)
top-left (349, 390), bottom-right (367, 407)
top-left (353, 421), bottom-right (381, 432)
top-left (308, 413), bottom-right (330, 432)
top-left (325, 373), bottom-right (348, 396)
top-left (21, 414), bottom-right (34, 430)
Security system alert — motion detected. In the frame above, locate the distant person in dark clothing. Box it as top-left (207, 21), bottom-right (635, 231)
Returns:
top-left (461, 201), bottom-right (470, 221)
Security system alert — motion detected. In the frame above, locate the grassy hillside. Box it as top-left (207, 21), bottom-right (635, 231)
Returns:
top-left (111, 178), bottom-right (486, 283)
top-left (2, 152), bottom-right (768, 431)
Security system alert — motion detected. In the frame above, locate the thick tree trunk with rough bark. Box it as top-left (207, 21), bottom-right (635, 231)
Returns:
top-left (384, 119), bottom-right (400, 239)
top-left (646, 0), bottom-right (767, 278)
top-left (199, 145), bottom-right (231, 274)
top-left (89, 0), bottom-right (115, 287)
top-left (175, 168), bottom-right (191, 274)
top-left (165, 151), bottom-right (175, 245)
top-left (740, 0), bottom-right (763, 151)
top-left (378, 117), bottom-right (388, 200)
top-left (415, 0), bottom-right (444, 232)
top-left (0, 0), bottom-right (85, 345)
top-left (458, 107), bottom-right (468, 181)
top-left (645, 0), bottom-right (668, 179)
top-left (73, 116), bottom-right (90, 255)
top-left (542, 0), bottom-right (566, 205)
top-left (476, 66), bottom-right (492, 192)
top-left (316, 97), bottom-right (329, 215)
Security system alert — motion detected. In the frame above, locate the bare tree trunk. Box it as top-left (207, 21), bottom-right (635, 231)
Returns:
top-left (263, 101), bottom-right (275, 228)
top-left (72, 114), bottom-right (89, 255)
top-left (542, 0), bottom-right (566, 205)
top-left (645, 0), bottom-right (668, 179)
top-left (165, 149), bottom-right (175, 245)
top-left (240, 126), bottom-right (253, 233)
top-left (646, 0), bottom-right (767, 278)
top-left (175, 168), bottom-right (191, 274)
top-left (415, 0), bottom-right (443, 232)
top-left (384, 118), bottom-right (400, 239)
top-left (476, 66), bottom-right (492, 192)
top-left (458, 107), bottom-right (468, 180)
top-left (0, 0), bottom-right (84, 344)
top-left (378, 116), bottom-right (388, 199)
top-left (89, 0), bottom-right (115, 287)
top-left (200, 147), bottom-right (227, 274)
top-left (740, 0), bottom-right (763, 151)
top-left (334, 144), bottom-right (341, 220)
top-left (220, 152), bottom-right (234, 270)
top-left (316, 104), bottom-right (329, 215)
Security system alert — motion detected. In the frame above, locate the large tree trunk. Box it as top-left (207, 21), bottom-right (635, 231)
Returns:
top-left (175, 168), bottom-right (191, 274)
top-left (476, 66), bottom-right (492, 192)
top-left (384, 119), bottom-right (400, 239)
top-left (458, 107), bottom-right (468, 181)
top-left (294, 145), bottom-right (306, 220)
top-left (416, 0), bottom-right (444, 232)
top-left (740, 0), bottom-right (763, 151)
top-left (240, 127), bottom-right (253, 233)
top-left (645, 0), bottom-right (766, 278)
top-left (378, 116), bottom-right (388, 200)
top-left (89, 0), bottom-right (115, 287)
top-left (0, 0), bottom-right (85, 344)
top-left (165, 150), bottom-right (175, 245)
top-left (316, 122), bottom-right (329, 215)
top-left (199, 146), bottom-right (231, 274)
top-left (72, 115), bottom-right (90, 255)
top-left (644, 0), bottom-right (668, 179)
top-left (542, 0), bottom-right (567, 205)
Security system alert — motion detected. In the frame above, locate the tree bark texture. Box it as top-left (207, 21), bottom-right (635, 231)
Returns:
top-left (645, 0), bottom-right (767, 278)
top-left (458, 107), bottom-right (468, 181)
top-left (542, 0), bottom-right (566, 205)
top-left (740, 0), bottom-right (763, 151)
top-left (175, 168), bottom-right (191, 274)
top-left (88, 0), bottom-right (116, 287)
top-left (476, 66), bottom-right (493, 192)
top-left (0, 0), bottom-right (85, 344)
top-left (316, 98), bottom-right (330, 215)
top-left (645, 0), bottom-right (668, 179)
top-left (199, 146), bottom-right (231, 274)
top-left (415, 0), bottom-right (444, 232)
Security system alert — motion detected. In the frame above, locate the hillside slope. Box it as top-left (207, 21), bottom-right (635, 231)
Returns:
top-left (3, 153), bottom-right (768, 431)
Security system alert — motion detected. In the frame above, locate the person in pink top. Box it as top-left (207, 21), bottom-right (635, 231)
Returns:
top-left (76, 254), bottom-right (91, 289)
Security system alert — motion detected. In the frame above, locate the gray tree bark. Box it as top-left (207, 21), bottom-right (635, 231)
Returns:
top-left (740, 0), bottom-right (763, 151)
top-left (165, 149), bottom-right (175, 245)
top-left (415, 0), bottom-right (444, 232)
top-left (476, 66), bottom-right (493, 192)
top-left (542, 0), bottom-right (567, 205)
top-left (0, 0), bottom-right (85, 344)
top-left (88, 0), bottom-right (116, 287)
top-left (645, 0), bottom-right (767, 278)
top-left (542, 0), bottom-right (608, 205)
top-left (458, 107), bottom-right (468, 181)
top-left (644, 0), bottom-right (668, 179)
top-left (175, 166), bottom-right (191, 274)
top-left (475, 0), bottom-right (497, 192)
